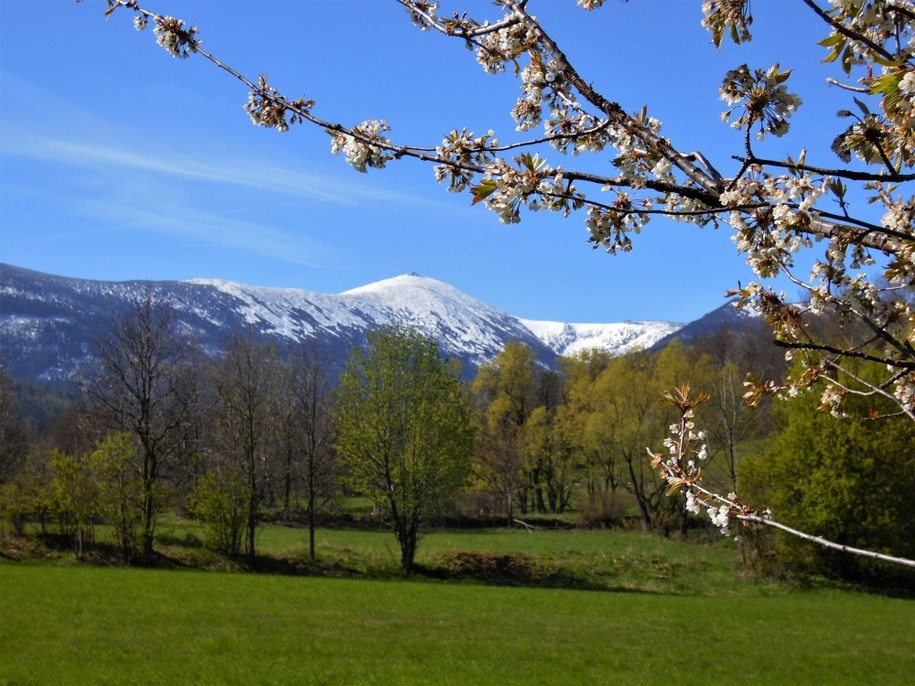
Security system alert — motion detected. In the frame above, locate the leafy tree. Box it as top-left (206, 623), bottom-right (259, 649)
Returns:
top-left (615, 354), bottom-right (666, 531)
top-left (49, 449), bottom-right (101, 557)
top-left (741, 366), bottom-right (915, 585)
top-left (334, 327), bottom-right (473, 573)
top-left (471, 342), bottom-right (540, 519)
top-left (558, 351), bottom-right (622, 521)
top-left (523, 404), bottom-right (577, 514)
top-left (0, 448), bottom-right (53, 538)
top-left (81, 289), bottom-right (197, 562)
top-left (190, 469), bottom-right (246, 555)
top-left (688, 325), bottom-right (784, 493)
top-left (0, 365), bottom-right (29, 483)
top-left (90, 431), bottom-right (145, 562)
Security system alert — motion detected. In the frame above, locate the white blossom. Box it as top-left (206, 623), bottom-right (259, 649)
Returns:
top-left (330, 120), bottom-right (392, 173)
top-left (900, 70), bottom-right (915, 95)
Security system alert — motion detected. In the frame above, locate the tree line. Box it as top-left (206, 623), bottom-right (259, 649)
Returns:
top-left (2, 290), bottom-right (913, 584)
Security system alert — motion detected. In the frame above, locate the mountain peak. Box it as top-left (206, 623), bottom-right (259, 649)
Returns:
top-left (341, 272), bottom-right (450, 296)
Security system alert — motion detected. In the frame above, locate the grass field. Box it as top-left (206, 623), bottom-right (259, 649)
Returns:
top-left (150, 520), bottom-right (771, 596)
top-left (3, 522), bottom-right (915, 685)
top-left (2, 562), bottom-right (914, 685)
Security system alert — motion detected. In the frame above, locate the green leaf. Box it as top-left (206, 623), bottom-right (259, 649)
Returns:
top-left (821, 46), bottom-right (841, 64)
top-left (841, 45), bottom-right (854, 76)
top-left (470, 179), bottom-right (497, 206)
top-left (869, 73), bottom-right (896, 95)
top-left (519, 152), bottom-right (546, 173)
top-left (827, 178), bottom-right (847, 199)
top-left (773, 67), bottom-right (792, 85)
top-left (817, 33), bottom-right (844, 48)
top-left (852, 97), bottom-right (870, 117)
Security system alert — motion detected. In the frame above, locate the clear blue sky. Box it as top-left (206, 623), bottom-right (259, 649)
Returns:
top-left (1, 1), bottom-right (844, 323)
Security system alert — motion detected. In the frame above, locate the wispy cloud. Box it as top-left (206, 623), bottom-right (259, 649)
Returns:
top-left (4, 128), bottom-right (351, 205)
top-left (1, 68), bottom-right (476, 276)
top-left (0, 69), bottom-right (461, 213)
top-left (76, 193), bottom-right (336, 268)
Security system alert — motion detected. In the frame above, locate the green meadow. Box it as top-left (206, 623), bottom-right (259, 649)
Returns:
top-left (2, 525), bottom-right (914, 685)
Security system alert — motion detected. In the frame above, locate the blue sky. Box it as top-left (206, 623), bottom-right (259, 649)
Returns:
top-left (1, 1), bottom-right (846, 323)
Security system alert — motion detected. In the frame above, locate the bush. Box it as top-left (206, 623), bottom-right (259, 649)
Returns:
top-left (741, 378), bottom-right (915, 589)
top-left (189, 471), bottom-right (246, 556)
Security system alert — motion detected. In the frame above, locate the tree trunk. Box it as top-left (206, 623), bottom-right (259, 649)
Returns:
top-left (307, 457), bottom-right (316, 561)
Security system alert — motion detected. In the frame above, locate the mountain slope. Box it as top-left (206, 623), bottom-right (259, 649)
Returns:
top-left (521, 319), bottom-right (682, 358)
top-left (0, 263), bottom-right (682, 384)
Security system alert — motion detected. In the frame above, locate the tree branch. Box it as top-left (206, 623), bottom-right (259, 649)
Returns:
top-left (734, 154), bottom-right (915, 183)
top-left (801, 0), bottom-right (896, 62)
top-left (738, 513), bottom-right (915, 569)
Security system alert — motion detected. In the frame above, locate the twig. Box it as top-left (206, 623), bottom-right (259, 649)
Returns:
top-left (738, 514), bottom-right (915, 569)
top-left (512, 518), bottom-right (545, 532)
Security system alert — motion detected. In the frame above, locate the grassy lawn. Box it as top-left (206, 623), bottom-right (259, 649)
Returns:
top-left (2, 562), bottom-right (913, 685)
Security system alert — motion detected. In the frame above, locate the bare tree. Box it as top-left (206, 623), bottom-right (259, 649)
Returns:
top-left (282, 341), bottom-right (337, 560)
top-left (209, 334), bottom-right (281, 564)
top-left (81, 289), bottom-right (196, 562)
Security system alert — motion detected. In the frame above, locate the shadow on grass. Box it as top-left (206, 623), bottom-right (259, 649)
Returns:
top-left (0, 531), bottom-right (694, 594)
top-left (415, 551), bottom-right (607, 591)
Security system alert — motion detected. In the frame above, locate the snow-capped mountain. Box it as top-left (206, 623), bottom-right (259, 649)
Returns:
top-left (521, 319), bottom-right (681, 358)
top-left (0, 263), bottom-right (683, 385)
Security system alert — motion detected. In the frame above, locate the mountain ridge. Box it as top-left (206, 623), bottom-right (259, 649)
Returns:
top-left (1, 263), bottom-right (686, 384)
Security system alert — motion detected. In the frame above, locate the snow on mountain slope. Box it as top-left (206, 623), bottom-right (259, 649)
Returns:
top-left (520, 319), bottom-right (682, 357)
top-left (339, 274), bottom-right (547, 363)
top-left (186, 273), bottom-right (553, 367)
top-left (187, 278), bottom-right (364, 337)
top-left (188, 271), bottom-right (679, 362)
top-left (1, 263), bottom-right (689, 383)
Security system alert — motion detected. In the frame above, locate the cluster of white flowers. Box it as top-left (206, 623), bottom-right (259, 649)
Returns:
top-left (719, 64), bottom-right (802, 140)
top-left (243, 76), bottom-right (313, 134)
top-left (152, 15), bottom-right (199, 59)
top-left (901, 70), bottom-right (915, 95)
top-left (584, 198), bottom-right (649, 253)
top-left (475, 23), bottom-right (533, 74)
top-left (648, 397), bottom-right (752, 536)
top-left (701, 0), bottom-right (753, 47)
top-left (402, 0), bottom-right (439, 31)
top-left (329, 120), bottom-right (393, 173)
top-left (826, 0), bottom-right (914, 67)
top-left (514, 57), bottom-right (569, 133)
top-left (470, 152), bottom-right (585, 224)
top-left (544, 111), bottom-right (612, 156)
top-left (882, 197), bottom-right (915, 233)
top-left (610, 116), bottom-right (665, 180)
top-left (894, 374), bottom-right (915, 415)
top-left (433, 129), bottom-right (497, 192)
top-left (819, 384), bottom-right (847, 417)
top-left (707, 504), bottom-right (731, 533)
top-left (530, 168), bottom-right (582, 216)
